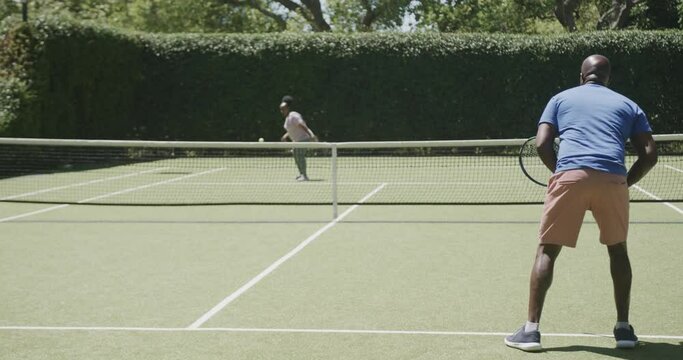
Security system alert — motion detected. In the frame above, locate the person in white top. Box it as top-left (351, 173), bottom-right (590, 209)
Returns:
top-left (280, 96), bottom-right (317, 181)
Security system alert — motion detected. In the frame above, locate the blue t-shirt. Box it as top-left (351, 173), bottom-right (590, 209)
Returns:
top-left (539, 84), bottom-right (652, 176)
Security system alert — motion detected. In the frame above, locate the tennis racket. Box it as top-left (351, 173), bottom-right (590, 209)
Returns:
top-left (518, 136), bottom-right (559, 187)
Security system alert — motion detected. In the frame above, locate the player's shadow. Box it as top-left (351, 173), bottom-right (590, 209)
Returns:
top-left (545, 341), bottom-right (682, 359)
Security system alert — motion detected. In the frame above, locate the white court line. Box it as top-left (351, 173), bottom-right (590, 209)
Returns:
top-left (664, 164), bottom-right (683, 174)
top-left (174, 182), bottom-right (513, 186)
top-left (1, 326), bottom-right (681, 340)
top-left (0, 204), bottom-right (71, 223)
top-left (633, 185), bottom-right (683, 216)
top-left (0, 168), bottom-right (227, 223)
top-left (1, 167), bottom-right (168, 200)
top-left (187, 183), bottom-right (387, 329)
top-left (80, 167), bottom-right (225, 203)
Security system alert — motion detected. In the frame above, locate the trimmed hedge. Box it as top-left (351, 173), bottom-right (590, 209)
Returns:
top-left (1, 18), bottom-right (682, 140)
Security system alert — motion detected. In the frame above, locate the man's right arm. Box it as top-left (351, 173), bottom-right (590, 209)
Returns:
top-left (627, 132), bottom-right (657, 186)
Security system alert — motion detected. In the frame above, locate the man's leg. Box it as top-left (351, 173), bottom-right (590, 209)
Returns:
top-left (293, 149), bottom-right (304, 174)
top-left (590, 172), bottom-right (631, 323)
top-left (607, 243), bottom-right (631, 323)
top-left (293, 149), bottom-right (307, 179)
top-left (505, 243), bottom-right (562, 351)
top-left (589, 172), bottom-right (637, 347)
top-left (528, 244), bottom-right (562, 323)
top-left (607, 242), bottom-right (639, 348)
top-left (507, 170), bottom-right (586, 351)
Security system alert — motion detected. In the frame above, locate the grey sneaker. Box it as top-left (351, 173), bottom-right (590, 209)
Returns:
top-left (614, 325), bottom-right (638, 349)
top-left (504, 326), bottom-right (542, 351)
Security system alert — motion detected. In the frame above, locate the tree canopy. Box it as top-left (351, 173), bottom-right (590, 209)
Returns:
top-left (1, 0), bottom-right (682, 33)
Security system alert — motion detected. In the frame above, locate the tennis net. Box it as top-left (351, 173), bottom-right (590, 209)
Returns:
top-left (1, 135), bottom-right (681, 209)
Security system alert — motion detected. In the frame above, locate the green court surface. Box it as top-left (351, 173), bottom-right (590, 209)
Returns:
top-left (1, 198), bottom-right (682, 359)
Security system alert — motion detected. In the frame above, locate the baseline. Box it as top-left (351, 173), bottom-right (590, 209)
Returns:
top-left (1, 326), bottom-right (681, 340)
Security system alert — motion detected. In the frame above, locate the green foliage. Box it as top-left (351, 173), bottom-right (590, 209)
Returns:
top-left (1, 0), bottom-right (19, 20)
top-left (27, 0), bottom-right (282, 33)
top-left (415, 0), bottom-right (546, 33)
top-left (122, 0), bottom-right (281, 33)
top-left (10, 0), bottom-right (683, 33)
top-left (0, 20), bottom-right (40, 136)
top-left (3, 19), bottom-right (683, 141)
top-left (414, 0), bottom-right (683, 33)
top-left (0, 76), bottom-right (31, 135)
top-left (629, 0), bottom-right (681, 30)
top-left (327, 0), bottom-right (413, 31)
top-left (576, 1), bottom-right (605, 30)
top-left (1, 18), bottom-right (146, 138)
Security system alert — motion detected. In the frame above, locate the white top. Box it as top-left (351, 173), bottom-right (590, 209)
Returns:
top-left (283, 111), bottom-right (313, 142)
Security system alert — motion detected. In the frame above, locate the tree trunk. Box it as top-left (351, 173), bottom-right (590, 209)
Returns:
top-left (223, 0), bottom-right (288, 31)
top-left (554, 0), bottom-right (581, 32)
top-left (597, 0), bottom-right (641, 30)
top-left (360, 0), bottom-right (381, 31)
top-left (225, 0), bottom-right (331, 32)
top-left (299, 0), bottom-right (332, 31)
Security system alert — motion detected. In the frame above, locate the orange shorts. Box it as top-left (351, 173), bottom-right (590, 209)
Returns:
top-left (539, 169), bottom-right (629, 247)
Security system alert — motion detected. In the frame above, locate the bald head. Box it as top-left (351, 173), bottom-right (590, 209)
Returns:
top-left (580, 55), bottom-right (610, 85)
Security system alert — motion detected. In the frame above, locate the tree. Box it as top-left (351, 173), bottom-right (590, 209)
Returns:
top-left (628, 0), bottom-right (681, 29)
top-left (8, 0), bottom-right (681, 33)
top-left (127, 0), bottom-right (281, 33)
top-left (24, 0), bottom-right (282, 33)
top-left (223, 0), bottom-right (414, 32)
top-left (553, 0), bottom-right (681, 32)
top-left (25, 0), bottom-right (412, 32)
top-left (224, 0), bottom-right (331, 31)
top-left (595, 0), bottom-right (641, 30)
top-left (553, 0), bottom-right (581, 31)
top-left (1, 0), bottom-right (20, 21)
top-left (414, 0), bottom-right (551, 33)
top-left (416, 0), bottom-right (680, 33)
top-left (328, 0), bottom-right (413, 31)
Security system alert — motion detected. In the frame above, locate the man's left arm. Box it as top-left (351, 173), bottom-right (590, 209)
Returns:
top-left (536, 123), bottom-right (558, 173)
top-left (627, 132), bottom-right (657, 186)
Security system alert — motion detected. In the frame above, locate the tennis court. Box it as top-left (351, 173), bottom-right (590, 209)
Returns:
top-left (1, 138), bottom-right (682, 359)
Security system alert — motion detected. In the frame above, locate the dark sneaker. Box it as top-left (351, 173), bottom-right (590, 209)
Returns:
top-left (614, 325), bottom-right (638, 349)
top-left (504, 326), bottom-right (542, 351)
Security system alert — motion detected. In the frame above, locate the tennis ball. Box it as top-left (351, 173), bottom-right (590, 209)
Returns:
top-left (258, 137), bottom-right (264, 142)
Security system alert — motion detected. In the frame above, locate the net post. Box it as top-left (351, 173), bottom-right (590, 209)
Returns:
top-left (331, 144), bottom-right (338, 219)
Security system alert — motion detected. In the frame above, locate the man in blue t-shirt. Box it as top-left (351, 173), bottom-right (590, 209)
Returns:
top-left (505, 55), bottom-right (658, 352)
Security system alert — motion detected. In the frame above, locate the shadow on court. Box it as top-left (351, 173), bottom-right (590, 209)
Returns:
top-left (545, 341), bottom-right (683, 359)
